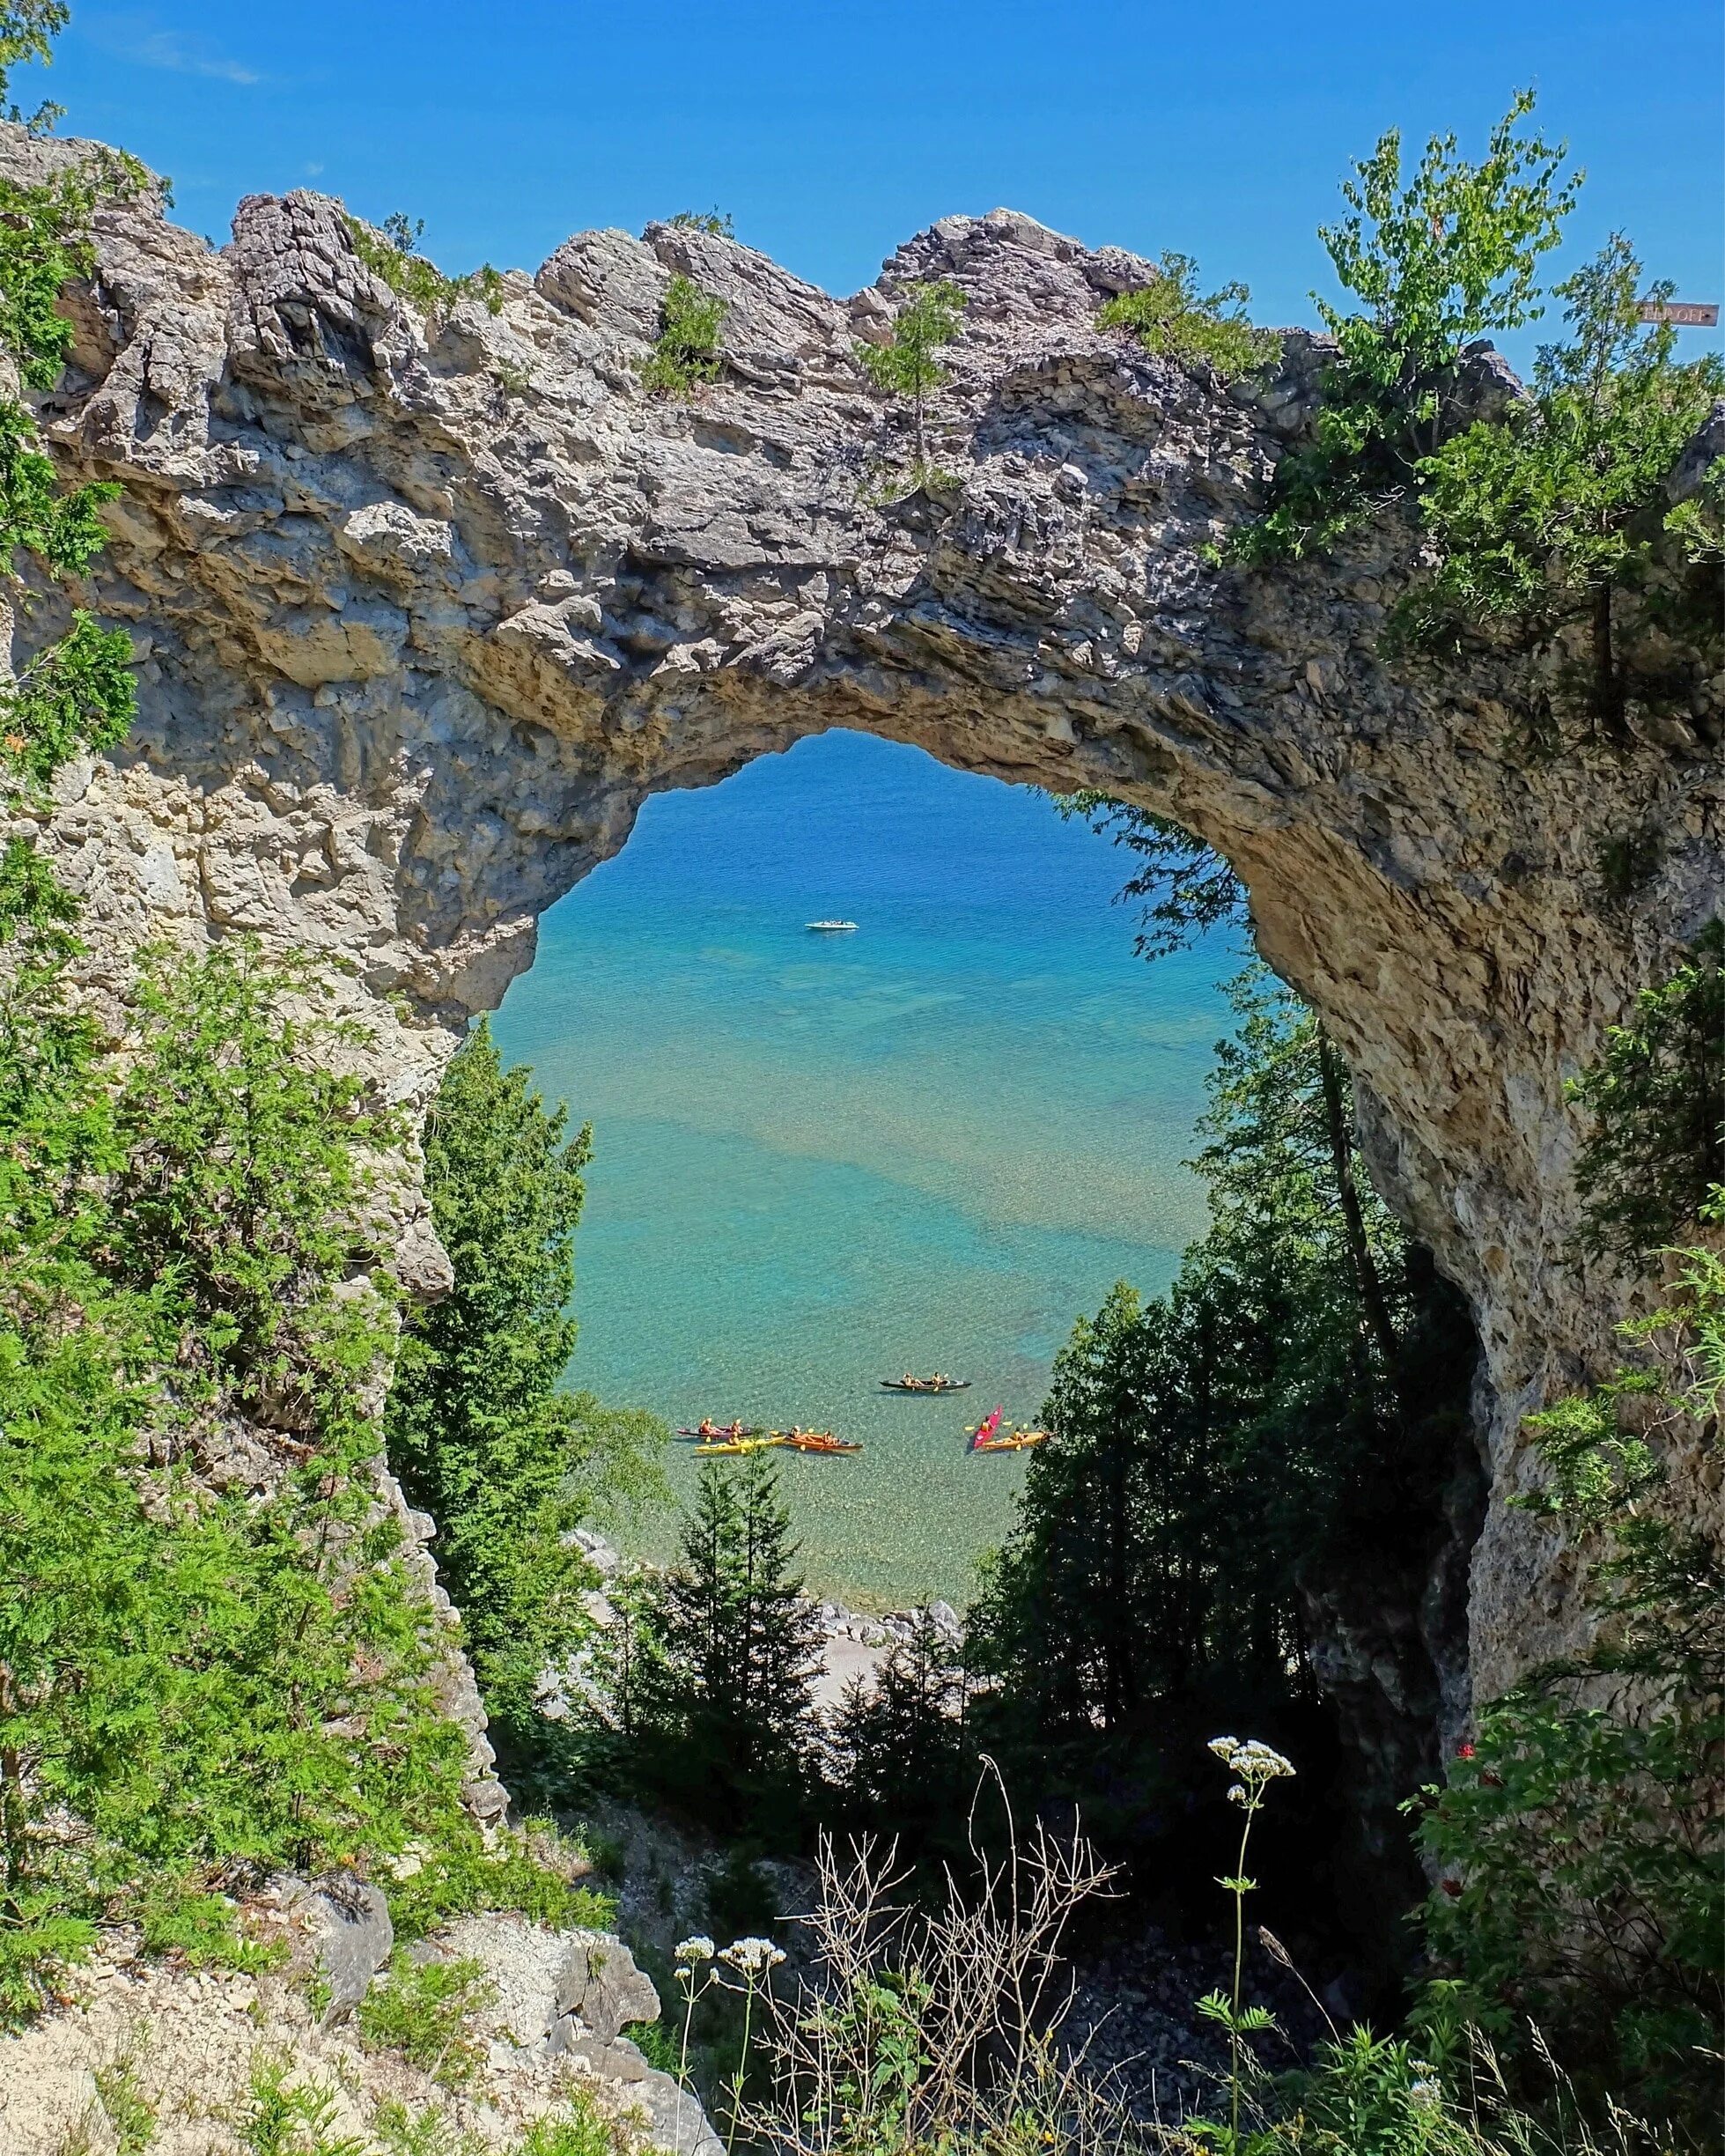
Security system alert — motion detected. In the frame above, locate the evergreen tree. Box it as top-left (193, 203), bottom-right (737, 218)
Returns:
top-left (638, 1452), bottom-right (820, 1829)
top-left (969, 970), bottom-right (1477, 1873)
top-left (855, 279), bottom-right (965, 471)
top-left (1393, 236), bottom-right (1725, 735)
top-left (386, 1018), bottom-right (667, 1760)
top-left (830, 1611), bottom-right (968, 1848)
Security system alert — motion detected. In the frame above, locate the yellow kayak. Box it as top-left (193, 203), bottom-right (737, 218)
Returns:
top-left (695, 1435), bottom-right (785, 1456)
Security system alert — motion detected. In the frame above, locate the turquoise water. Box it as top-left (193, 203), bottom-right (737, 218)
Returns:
top-left (490, 730), bottom-right (1240, 1609)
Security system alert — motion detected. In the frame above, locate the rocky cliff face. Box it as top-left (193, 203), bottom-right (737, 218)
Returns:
top-left (13, 125), bottom-right (1721, 1746)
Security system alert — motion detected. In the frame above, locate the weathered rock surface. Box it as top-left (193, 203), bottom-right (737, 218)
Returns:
top-left (11, 127), bottom-right (1722, 1744)
top-left (281, 1872), bottom-right (394, 2019)
top-left (0, 1909), bottom-right (719, 2153)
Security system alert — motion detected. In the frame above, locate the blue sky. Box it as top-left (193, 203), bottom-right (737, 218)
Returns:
top-left (39, 2), bottom-right (1722, 368)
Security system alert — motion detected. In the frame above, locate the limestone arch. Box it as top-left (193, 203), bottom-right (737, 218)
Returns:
top-left (26, 141), bottom-right (1722, 1725)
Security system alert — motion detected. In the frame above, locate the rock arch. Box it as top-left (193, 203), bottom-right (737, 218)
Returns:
top-left (19, 127), bottom-right (1722, 1724)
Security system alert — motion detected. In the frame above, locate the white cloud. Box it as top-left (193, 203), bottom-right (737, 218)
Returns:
top-left (87, 15), bottom-right (262, 85)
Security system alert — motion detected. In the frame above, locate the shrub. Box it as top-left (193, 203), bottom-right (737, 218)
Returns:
top-left (641, 274), bottom-right (726, 397)
top-left (343, 210), bottom-right (504, 318)
top-left (1568, 921), bottom-right (1724, 1265)
top-left (0, 941), bottom-right (474, 2019)
top-left (667, 209), bottom-right (734, 237)
top-left (1386, 236), bottom-right (1725, 736)
top-left (513, 2100), bottom-right (623, 2156)
top-left (237, 2056), bottom-right (365, 2156)
top-left (1096, 253), bottom-right (1277, 380)
top-left (1234, 92), bottom-right (1578, 563)
top-left (358, 1950), bottom-right (496, 2086)
top-left (385, 1815), bottom-right (616, 1942)
top-left (1412, 1148), bottom-right (1725, 2141)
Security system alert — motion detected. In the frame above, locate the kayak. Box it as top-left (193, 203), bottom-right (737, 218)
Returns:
top-left (776, 1428), bottom-right (862, 1454)
top-left (973, 1429), bottom-right (1049, 1453)
top-left (880, 1377), bottom-right (971, 1393)
top-left (678, 1422), bottom-right (763, 1441)
top-left (695, 1436), bottom-right (784, 1456)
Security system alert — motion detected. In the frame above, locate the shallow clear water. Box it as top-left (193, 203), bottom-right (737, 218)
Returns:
top-left (490, 730), bottom-right (1240, 1609)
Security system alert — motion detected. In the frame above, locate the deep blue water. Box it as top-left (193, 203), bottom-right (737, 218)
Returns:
top-left (490, 729), bottom-right (1240, 1606)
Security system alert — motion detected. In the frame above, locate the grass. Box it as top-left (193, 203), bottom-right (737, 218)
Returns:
top-left (357, 1951), bottom-right (495, 2088)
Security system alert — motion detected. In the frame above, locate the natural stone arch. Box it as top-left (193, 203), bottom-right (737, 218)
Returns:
top-left (19, 125), bottom-right (1721, 1736)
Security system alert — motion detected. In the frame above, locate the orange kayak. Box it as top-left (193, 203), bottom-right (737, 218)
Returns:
top-left (775, 1427), bottom-right (862, 1454)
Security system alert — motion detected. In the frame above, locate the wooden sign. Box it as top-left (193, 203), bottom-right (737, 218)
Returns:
top-left (1637, 300), bottom-right (1719, 327)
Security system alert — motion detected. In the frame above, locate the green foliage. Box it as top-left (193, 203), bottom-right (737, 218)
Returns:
top-left (854, 279), bottom-right (965, 470)
top-left (1096, 253), bottom-right (1278, 380)
top-left (641, 273), bottom-right (726, 397)
top-left (667, 209), bottom-right (734, 237)
top-left (0, 395), bottom-right (119, 577)
top-left (384, 1813), bottom-right (615, 1943)
top-left (237, 2057), bottom-right (365, 2156)
top-left (343, 211), bottom-right (504, 318)
top-left (1567, 920), bottom-right (1723, 1264)
top-left (627, 1453), bottom-right (820, 1829)
top-left (106, 937), bottom-right (402, 1399)
top-left (0, 609), bottom-right (136, 789)
top-left (0, 1), bottom-right (66, 129)
top-left (0, 1886), bottom-right (91, 2018)
top-left (86, 2044), bottom-right (158, 2155)
top-left (973, 971), bottom-right (1473, 1773)
top-left (135, 1879), bottom-right (280, 1973)
top-left (512, 2098), bottom-right (622, 2156)
top-left (358, 1950), bottom-right (495, 2086)
top-left (1413, 1254), bottom-right (1724, 2139)
top-left (387, 1017), bottom-right (667, 1760)
top-left (368, 2103), bottom-right (485, 2156)
top-left (1389, 237), bottom-right (1725, 734)
top-left (1235, 92), bottom-right (1579, 562)
top-left (0, 941), bottom-right (474, 2021)
top-left (829, 1610), bottom-right (968, 1847)
top-left (1056, 794), bottom-right (1247, 962)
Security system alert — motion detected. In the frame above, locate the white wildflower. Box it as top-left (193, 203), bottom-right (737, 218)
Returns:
top-left (1408, 2079), bottom-right (1443, 2113)
top-left (1210, 1735), bottom-right (1294, 1782)
top-left (675, 1935), bottom-right (717, 1963)
top-left (1227, 1783), bottom-right (1249, 1805)
top-left (719, 1935), bottom-right (785, 1975)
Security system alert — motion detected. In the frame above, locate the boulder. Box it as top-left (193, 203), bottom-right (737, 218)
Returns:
top-left (284, 1873), bottom-right (393, 2019)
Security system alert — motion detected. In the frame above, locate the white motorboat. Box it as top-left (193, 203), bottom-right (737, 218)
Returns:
top-left (805, 919), bottom-right (859, 932)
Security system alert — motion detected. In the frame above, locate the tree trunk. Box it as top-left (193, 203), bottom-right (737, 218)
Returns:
top-left (1592, 580), bottom-right (1628, 742)
top-left (1317, 1025), bottom-right (1403, 1388)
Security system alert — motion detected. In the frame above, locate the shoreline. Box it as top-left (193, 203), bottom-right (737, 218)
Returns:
top-left (566, 1530), bottom-right (963, 1716)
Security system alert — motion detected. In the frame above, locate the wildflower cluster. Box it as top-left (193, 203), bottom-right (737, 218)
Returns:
top-left (671, 1931), bottom-right (787, 2152)
top-left (1208, 1736), bottom-right (1296, 1807)
top-left (718, 1936), bottom-right (785, 1976)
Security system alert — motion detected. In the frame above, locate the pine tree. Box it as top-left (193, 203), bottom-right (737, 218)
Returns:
top-left (830, 1611), bottom-right (968, 1844)
top-left (385, 1018), bottom-right (667, 1761)
top-left (855, 279), bottom-right (965, 473)
top-left (640, 1452), bottom-right (820, 1827)
top-left (1393, 235), bottom-right (1725, 735)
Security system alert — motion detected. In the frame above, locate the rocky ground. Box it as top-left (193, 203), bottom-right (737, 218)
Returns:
top-left (1058, 1927), bottom-right (1335, 2128)
top-left (0, 1880), bottom-right (721, 2156)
